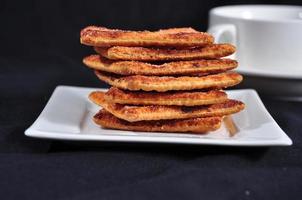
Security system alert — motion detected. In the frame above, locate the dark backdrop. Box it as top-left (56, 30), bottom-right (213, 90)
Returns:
top-left (2, 0), bottom-right (302, 58)
top-left (2, 0), bottom-right (302, 91)
top-left (1, 1), bottom-right (302, 200)
top-left (3, 0), bottom-right (302, 58)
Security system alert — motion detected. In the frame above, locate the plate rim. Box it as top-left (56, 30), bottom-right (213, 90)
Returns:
top-left (25, 129), bottom-right (292, 146)
top-left (236, 67), bottom-right (302, 79)
top-left (25, 85), bottom-right (293, 147)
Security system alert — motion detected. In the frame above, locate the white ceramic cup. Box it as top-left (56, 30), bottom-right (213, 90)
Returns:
top-left (208, 5), bottom-right (302, 71)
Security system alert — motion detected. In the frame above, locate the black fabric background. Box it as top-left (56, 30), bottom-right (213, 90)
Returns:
top-left (1, 0), bottom-right (302, 199)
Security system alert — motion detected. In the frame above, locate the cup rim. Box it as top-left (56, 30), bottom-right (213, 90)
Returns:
top-left (210, 4), bottom-right (302, 24)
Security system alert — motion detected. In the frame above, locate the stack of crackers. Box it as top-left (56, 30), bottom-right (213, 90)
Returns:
top-left (80, 26), bottom-right (245, 134)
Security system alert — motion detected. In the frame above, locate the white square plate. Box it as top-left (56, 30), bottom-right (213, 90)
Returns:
top-left (25, 86), bottom-right (292, 146)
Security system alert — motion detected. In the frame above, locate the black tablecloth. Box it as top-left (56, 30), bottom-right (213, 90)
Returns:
top-left (1, 53), bottom-right (302, 200)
